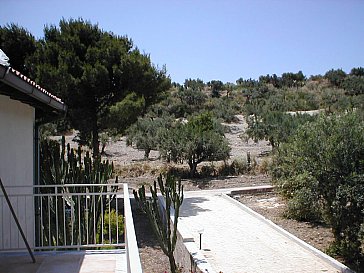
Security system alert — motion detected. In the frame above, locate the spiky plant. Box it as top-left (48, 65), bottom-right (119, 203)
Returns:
top-left (134, 174), bottom-right (183, 273)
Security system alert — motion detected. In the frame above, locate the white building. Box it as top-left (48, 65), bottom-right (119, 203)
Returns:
top-left (0, 63), bottom-right (66, 250)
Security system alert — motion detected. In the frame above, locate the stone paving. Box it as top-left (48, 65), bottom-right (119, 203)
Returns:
top-left (179, 189), bottom-right (348, 273)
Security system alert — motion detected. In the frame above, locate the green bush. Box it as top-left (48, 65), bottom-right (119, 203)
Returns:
top-left (216, 154), bottom-right (255, 176)
top-left (200, 164), bottom-right (218, 177)
top-left (285, 187), bottom-right (321, 222)
top-left (272, 112), bottom-right (364, 266)
top-left (230, 158), bottom-right (249, 175)
top-left (97, 209), bottom-right (124, 244)
top-left (205, 97), bottom-right (241, 122)
top-left (256, 157), bottom-right (271, 174)
top-left (163, 165), bottom-right (190, 179)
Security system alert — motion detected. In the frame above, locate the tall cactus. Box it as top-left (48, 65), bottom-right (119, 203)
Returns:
top-left (39, 136), bottom-right (118, 246)
top-left (134, 174), bottom-right (183, 273)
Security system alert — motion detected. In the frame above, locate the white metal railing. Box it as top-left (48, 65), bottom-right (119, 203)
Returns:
top-left (1, 183), bottom-right (125, 250)
top-left (123, 183), bottom-right (143, 273)
top-left (1, 182), bottom-right (144, 272)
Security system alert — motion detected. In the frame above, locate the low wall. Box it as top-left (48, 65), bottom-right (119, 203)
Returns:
top-left (158, 196), bottom-right (216, 273)
top-left (124, 184), bottom-right (143, 273)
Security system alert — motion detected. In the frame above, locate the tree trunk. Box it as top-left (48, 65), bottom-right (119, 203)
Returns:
top-left (188, 160), bottom-right (197, 177)
top-left (101, 143), bottom-right (106, 155)
top-left (92, 124), bottom-right (100, 158)
top-left (269, 136), bottom-right (275, 149)
top-left (144, 148), bottom-right (150, 159)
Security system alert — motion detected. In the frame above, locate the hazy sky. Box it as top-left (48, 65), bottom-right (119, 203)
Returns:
top-left (1, 0), bottom-right (363, 83)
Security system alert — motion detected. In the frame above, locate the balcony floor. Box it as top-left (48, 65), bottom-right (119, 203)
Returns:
top-left (0, 249), bottom-right (126, 273)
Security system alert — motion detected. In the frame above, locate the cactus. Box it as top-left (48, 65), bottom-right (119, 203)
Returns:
top-left (134, 174), bottom-right (183, 273)
top-left (39, 136), bottom-right (118, 247)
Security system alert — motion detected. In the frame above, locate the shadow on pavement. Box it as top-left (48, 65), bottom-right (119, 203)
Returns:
top-left (180, 196), bottom-right (211, 217)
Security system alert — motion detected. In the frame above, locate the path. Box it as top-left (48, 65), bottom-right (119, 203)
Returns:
top-left (179, 189), bottom-right (348, 273)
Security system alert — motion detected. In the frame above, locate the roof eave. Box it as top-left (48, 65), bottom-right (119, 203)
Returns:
top-left (0, 65), bottom-right (67, 113)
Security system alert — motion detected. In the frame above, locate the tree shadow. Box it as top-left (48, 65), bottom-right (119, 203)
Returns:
top-left (189, 175), bottom-right (243, 189)
top-left (104, 151), bottom-right (128, 158)
top-left (180, 196), bottom-right (211, 217)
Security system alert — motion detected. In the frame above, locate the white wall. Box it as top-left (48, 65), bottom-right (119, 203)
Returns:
top-left (0, 94), bottom-right (35, 250)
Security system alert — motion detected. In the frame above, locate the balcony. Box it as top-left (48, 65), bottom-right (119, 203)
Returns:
top-left (0, 183), bottom-right (142, 273)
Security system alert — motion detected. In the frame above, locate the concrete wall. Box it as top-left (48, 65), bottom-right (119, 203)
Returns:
top-left (0, 94), bottom-right (35, 250)
top-left (174, 220), bottom-right (216, 273)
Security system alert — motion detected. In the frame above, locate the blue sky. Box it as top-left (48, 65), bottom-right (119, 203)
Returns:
top-left (1, 0), bottom-right (363, 84)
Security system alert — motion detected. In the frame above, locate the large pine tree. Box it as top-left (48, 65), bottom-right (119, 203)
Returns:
top-left (28, 18), bottom-right (170, 156)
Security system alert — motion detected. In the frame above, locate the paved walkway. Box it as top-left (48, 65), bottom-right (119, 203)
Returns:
top-left (179, 189), bottom-right (347, 273)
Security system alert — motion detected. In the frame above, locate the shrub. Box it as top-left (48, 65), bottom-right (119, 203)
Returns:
top-left (200, 164), bottom-right (218, 177)
top-left (230, 158), bottom-right (249, 175)
top-left (255, 157), bottom-right (271, 174)
top-left (285, 187), bottom-right (322, 222)
top-left (216, 154), bottom-right (255, 176)
top-left (272, 112), bottom-right (364, 265)
top-left (205, 97), bottom-right (241, 122)
top-left (163, 165), bottom-right (190, 179)
top-left (97, 209), bottom-right (124, 244)
top-left (115, 163), bottom-right (153, 177)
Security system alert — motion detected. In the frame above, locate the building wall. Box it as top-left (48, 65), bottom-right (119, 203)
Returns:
top-left (0, 94), bottom-right (35, 250)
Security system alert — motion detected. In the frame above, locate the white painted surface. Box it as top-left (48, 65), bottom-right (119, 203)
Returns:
top-left (0, 94), bottom-right (35, 249)
top-left (123, 184), bottom-right (143, 273)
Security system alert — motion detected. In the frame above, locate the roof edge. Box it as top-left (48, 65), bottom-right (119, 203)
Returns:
top-left (0, 65), bottom-right (67, 112)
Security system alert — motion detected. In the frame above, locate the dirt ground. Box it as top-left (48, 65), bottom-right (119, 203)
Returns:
top-left (237, 192), bottom-right (334, 253)
top-left (131, 199), bottom-right (170, 272)
top-left (124, 174), bottom-right (271, 193)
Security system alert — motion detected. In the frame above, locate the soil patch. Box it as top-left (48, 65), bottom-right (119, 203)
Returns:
top-left (131, 199), bottom-right (170, 273)
top-left (237, 192), bottom-right (334, 254)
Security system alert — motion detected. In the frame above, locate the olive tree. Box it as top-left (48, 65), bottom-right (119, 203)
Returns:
top-left (126, 116), bottom-right (172, 159)
top-left (159, 112), bottom-right (230, 177)
top-left (245, 111), bottom-right (315, 149)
